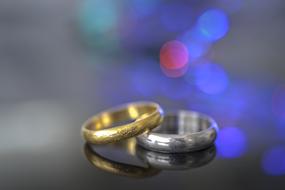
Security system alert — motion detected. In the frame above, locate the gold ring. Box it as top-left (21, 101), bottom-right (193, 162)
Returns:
top-left (81, 102), bottom-right (163, 144)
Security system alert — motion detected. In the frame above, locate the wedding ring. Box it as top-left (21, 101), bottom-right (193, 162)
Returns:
top-left (84, 143), bottom-right (160, 178)
top-left (136, 110), bottom-right (218, 153)
top-left (82, 102), bottom-right (163, 144)
top-left (136, 145), bottom-right (216, 170)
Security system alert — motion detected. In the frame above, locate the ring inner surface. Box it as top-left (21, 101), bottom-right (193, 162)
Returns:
top-left (86, 104), bottom-right (156, 131)
top-left (153, 111), bottom-right (211, 135)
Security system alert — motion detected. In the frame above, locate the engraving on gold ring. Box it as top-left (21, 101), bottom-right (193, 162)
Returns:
top-left (81, 102), bottom-right (163, 144)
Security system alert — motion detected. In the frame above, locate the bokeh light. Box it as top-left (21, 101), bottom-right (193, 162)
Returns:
top-left (185, 62), bottom-right (229, 95)
top-left (159, 2), bottom-right (193, 32)
top-left (197, 9), bottom-right (229, 41)
top-left (262, 146), bottom-right (285, 176)
top-left (180, 31), bottom-right (212, 61)
top-left (186, 39), bottom-right (211, 60)
top-left (160, 40), bottom-right (189, 70)
top-left (160, 64), bottom-right (189, 78)
top-left (78, 0), bottom-right (118, 47)
top-left (216, 127), bottom-right (247, 158)
top-left (79, 0), bottom-right (117, 33)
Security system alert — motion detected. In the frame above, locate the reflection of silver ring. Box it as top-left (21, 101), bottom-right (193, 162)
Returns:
top-left (136, 145), bottom-right (216, 170)
top-left (136, 111), bottom-right (218, 153)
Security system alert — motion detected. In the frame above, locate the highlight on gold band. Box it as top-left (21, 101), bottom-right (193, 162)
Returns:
top-left (81, 102), bottom-right (163, 144)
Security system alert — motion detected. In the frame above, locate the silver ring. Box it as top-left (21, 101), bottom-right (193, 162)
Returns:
top-left (136, 110), bottom-right (218, 153)
top-left (136, 145), bottom-right (216, 170)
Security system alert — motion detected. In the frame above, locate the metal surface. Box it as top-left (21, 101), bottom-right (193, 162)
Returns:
top-left (136, 111), bottom-right (218, 153)
top-left (82, 102), bottom-right (163, 144)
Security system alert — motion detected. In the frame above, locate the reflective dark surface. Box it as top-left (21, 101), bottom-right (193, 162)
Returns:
top-left (1, 0), bottom-right (285, 189)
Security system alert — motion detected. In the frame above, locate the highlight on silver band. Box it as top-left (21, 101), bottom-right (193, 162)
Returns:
top-left (136, 110), bottom-right (218, 153)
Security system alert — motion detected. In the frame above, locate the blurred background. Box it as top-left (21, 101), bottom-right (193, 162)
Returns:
top-left (1, 0), bottom-right (285, 189)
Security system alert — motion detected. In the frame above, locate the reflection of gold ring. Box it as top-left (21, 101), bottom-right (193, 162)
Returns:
top-left (84, 144), bottom-right (160, 178)
top-left (82, 102), bottom-right (163, 144)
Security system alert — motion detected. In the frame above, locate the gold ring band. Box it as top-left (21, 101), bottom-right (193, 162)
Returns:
top-left (81, 102), bottom-right (163, 144)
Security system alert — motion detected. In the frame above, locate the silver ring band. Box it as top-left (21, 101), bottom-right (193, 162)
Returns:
top-left (136, 110), bottom-right (218, 153)
top-left (136, 145), bottom-right (216, 170)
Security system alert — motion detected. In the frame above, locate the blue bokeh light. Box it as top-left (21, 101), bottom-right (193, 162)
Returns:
top-left (160, 2), bottom-right (193, 32)
top-left (179, 30), bottom-right (212, 60)
top-left (262, 146), bottom-right (285, 176)
top-left (186, 38), bottom-right (211, 60)
top-left (186, 62), bottom-right (229, 95)
top-left (197, 9), bottom-right (229, 41)
top-left (216, 127), bottom-right (247, 158)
